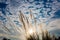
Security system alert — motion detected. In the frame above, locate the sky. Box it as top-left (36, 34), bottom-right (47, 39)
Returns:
top-left (0, 0), bottom-right (60, 40)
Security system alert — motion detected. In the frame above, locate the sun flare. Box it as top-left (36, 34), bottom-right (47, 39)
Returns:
top-left (28, 28), bottom-right (34, 35)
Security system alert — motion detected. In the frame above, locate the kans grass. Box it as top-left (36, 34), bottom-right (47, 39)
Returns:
top-left (1, 10), bottom-right (54, 40)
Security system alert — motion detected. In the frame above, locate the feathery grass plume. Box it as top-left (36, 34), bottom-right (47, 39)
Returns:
top-left (3, 25), bottom-right (11, 33)
top-left (6, 16), bottom-right (21, 34)
top-left (29, 9), bottom-right (33, 19)
top-left (19, 11), bottom-right (27, 31)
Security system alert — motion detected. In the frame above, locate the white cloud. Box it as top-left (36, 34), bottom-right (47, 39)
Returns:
top-left (47, 19), bottom-right (60, 31)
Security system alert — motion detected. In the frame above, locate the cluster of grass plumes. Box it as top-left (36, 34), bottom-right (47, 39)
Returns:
top-left (19, 10), bottom-right (60, 40)
top-left (27, 34), bottom-right (39, 40)
top-left (26, 30), bottom-right (60, 40)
